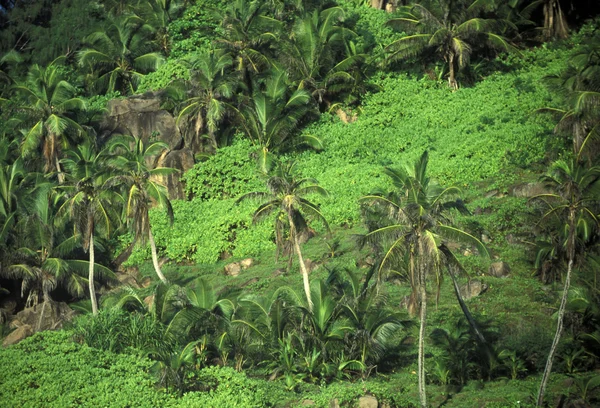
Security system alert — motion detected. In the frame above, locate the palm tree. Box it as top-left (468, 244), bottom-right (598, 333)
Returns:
top-left (78, 14), bottom-right (164, 94)
top-left (279, 7), bottom-right (364, 109)
top-left (172, 49), bottom-right (239, 151)
top-left (359, 151), bottom-right (489, 408)
top-left (237, 161), bottom-right (330, 311)
top-left (534, 158), bottom-right (600, 407)
top-left (386, 0), bottom-right (516, 89)
top-left (236, 69), bottom-right (315, 172)
top-left (13, 57), bottom-right (86, 181)
top-left (138, 0), bottom-right (187, 56)
top-left (541, 33), bottom-right (600, 158)
top-left (108, 135), bottom-right (176, 283)
top-left (215, 0), bottom-right (283, 92)
top-left (57, 139), bottom-right (121, 315)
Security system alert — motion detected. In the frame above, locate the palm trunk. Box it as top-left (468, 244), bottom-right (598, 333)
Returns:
top-left (37, 291), bottom-right (50, 331)
top-left (149, 228), bottom-right (168, 283)
top-left (89, 232), bottom-right (98, 315)
top-left (418, 280), bottom-right (427, 408)
top-left (417, 238), bottom-right (427, 408)
top-left (448, 53), bottom-right (458, 90)
top-left (448, 269), bottom-right (487, 344)
top-left (288, 212), bottom-right (313, 312)
top-left (537, 211), bottom-right (575, 406)
top-left (55, 155), bottom-right (65, 184)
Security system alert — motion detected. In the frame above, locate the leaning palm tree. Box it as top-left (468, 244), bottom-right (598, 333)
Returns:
top-left (57, 139), bottom-right (121, 315)
top-left (359, 151), bottom-right (489, 408)
top-left (107, 134), bottom-right (176, 283)
top-left (237, 161), bottom-right (330, 311)
top-left (386, 0), bottom-right (516, 89)
top-left (78, 14), bottom-right (164, 94)
top-left (534, 158), bottom-right (600, 407)
top-left (13, 57), bottom-right (86, 181)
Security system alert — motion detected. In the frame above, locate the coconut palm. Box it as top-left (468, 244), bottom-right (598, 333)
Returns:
top-left (534, 158), bottom-right (600, 407)
top-left (237, 160), bottom-right (329, 311)
top-left (215, 0), bottom-right (283, 92)
top-left (236, 69), bottom-right (315, 172)
top-left (13, 57), bottom-right (86, 181)
top-left (137, 0), bottom-right (187, 55)
top-left (107, 134), bottom-right (176, 283)
top-left (172, 49), bottom-right (239, 151)
top-left (279, 7), bottom-right (364, 109)
top-left (78, 14), bottom-right (164, 94)
top-left (541, 33), bottom-right (600, 158)
top-left (359, 151), bottom-right (489, 408)
top-left (57, 139), bottom-right (121, 315)
top-left (386, 0), bottom-right (516, 89)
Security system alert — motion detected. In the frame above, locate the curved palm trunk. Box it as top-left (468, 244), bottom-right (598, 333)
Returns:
top-left (149, 227), bottom-right (168, 283)
top-left (89, 232), bottom-right (98, 315)
top-left (448, 269), bottom-right (487, 344)
top-left (287, 212), bottom-right (313, 312)
top-left (537, 211), bottom-right (575, 406)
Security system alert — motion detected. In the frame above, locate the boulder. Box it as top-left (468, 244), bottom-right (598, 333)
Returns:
top-left (511, 182), bottom-right (547, 198)
top-left (330, 398), bottom-right (340, 408)
top-left (240, 258), bottom-right (254, 270)
top-left (359, 395), bottom-right (378, 408)
top-left (104, 95), bottom-right (182, 152)
top-left (115, 272), bottom-right (141, 288)
top-left (272, 269), bottom-right (285, 277)
top-left (153, 148), bottom-right (195, 200)
top-left (2, 324), bottom-right (33, 347)
top-left (488, 261), bottom-right (510, 278)
top-left (304, 259), bottom-right (319, 273)
top-left (459, 280), bottom-right (488, 300)
top-left (11, 301), bottom-right (74, 332)
top-left (144, 295), bottom-right (155, 308)
top-left (224, 262), bottom-right (241, 277)
top-left (301, 400), bottom-right (315, 406)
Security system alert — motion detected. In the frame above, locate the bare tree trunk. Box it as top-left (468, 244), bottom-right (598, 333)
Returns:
top-left (149, 228), bottom-right (168, 283)
top-left (288, 212), bottom-right (313, 312)
top-left (537, 210), bottom-right (575, 407)
top-left (448, 269), bottom-right (487, 344)
top-left (544, 0), bottom-right (569, 40)
top-left (89, 232), bottom-right (98, 315)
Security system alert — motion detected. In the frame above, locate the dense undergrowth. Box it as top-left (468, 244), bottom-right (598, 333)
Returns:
top-left (2, 1), bottom-right (600, 407)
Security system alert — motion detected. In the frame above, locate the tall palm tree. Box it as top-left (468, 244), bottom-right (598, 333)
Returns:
top-left (57, 139), bottom-right (121, 315)
top-left (386, 0), bottom-right (516, 89)
top-left (237, 161), bottom-right (330, 311)
top-left (173, 49), bottom-right (238, 151)
top-left (78, 14), bottom-right (165, 94)
top-left (534, 158), bottom-right (600, 407)
top-left (108, 135), bottom-right (176, 283)
top-left (236, 69), bottom-right (315, 173)
top-left (13, 57), bottom-right (86, 181)
top-left (280, 7), bottom-right (364, 109)
top-left (359, 151), bottom-right (489, 408)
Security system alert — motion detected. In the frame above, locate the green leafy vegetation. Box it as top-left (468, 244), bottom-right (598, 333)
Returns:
top-left (1, 1), bottom-right (600, 408)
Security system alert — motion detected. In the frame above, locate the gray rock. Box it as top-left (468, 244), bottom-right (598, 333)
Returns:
top-left (511, 182), bottom-right (547, 198)
top-left (488, 261), bottom-right (510, 278)
top-left (459, 280), bottom-right (488, 300)
top-left (224, 262), bottom-right (241, 277)
top-left (11, 301), bottom-right (74, 332)
top-left (153, 148), bottom-right (195, 200)
top-left (330, 398), bottom-right (340, 408)
top-left (359, 395), bottom-right (378, 408)
top-left (2, 324), bottom-right (33, 347)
